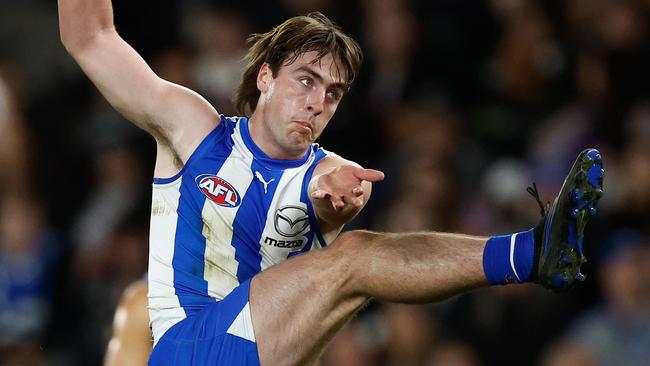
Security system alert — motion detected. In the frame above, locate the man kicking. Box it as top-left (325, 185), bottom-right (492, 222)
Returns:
top-left (58, 2), bottom-right (604, 365)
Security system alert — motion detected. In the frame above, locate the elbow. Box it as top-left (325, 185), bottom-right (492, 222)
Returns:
top-left (59, 27), bottom-right (113, 56)
top-left (60, 31), bottom-right (92, 55)
top-left (59, 33), bottom-right (76, 54)
top-left (58, 23), bottom-right (81, 52)
top-left (59, 28), bottom-right (85, 55)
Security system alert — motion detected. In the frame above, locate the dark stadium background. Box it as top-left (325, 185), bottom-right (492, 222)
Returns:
top-left (1, 0), bottom-right (649, 365)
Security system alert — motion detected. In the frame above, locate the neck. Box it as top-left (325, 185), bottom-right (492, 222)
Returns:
top-left (248, 110), bottom-right (306, 160)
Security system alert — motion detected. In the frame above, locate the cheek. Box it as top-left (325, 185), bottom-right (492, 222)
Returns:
top-left (272, 84), bottom-right (303, 114)
top-left (266, 90), bottom-right (289, 119)
top-left (284, 81), bottom-right (311, 103)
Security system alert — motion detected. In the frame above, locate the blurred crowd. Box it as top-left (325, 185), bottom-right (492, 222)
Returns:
top-left (1, 0), bottom-right (650, 365)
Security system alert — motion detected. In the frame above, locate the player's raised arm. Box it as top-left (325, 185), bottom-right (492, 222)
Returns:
top-left (58, 0), bottom-right (219, 165)
top-left (309, 156), bottom-right (384, 233)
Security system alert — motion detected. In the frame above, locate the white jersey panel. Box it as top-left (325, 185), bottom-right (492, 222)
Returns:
top-left (148, 178), bottom-right (186, 344)
top-left (259, 161), bottom-right (313, 271)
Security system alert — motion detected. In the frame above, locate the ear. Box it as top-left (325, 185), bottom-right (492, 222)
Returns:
top-left (256, 63), bottom-right (273, 93)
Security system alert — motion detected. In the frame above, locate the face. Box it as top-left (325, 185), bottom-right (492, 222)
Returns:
top-left (253, 51), bottom-right (347, 159)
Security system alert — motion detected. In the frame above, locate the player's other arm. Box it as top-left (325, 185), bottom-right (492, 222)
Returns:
top-left (309, 156), bottom-right (384, 233)
top-left (58, 0), bottom-right (218, 163)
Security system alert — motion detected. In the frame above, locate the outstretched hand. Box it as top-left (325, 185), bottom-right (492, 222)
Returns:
top-left (310, 165), bottom-right (385, 211)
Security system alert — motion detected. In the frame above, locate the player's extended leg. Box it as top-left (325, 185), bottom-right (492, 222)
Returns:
top-left (250, 148), bottom-right (604, 366)
top-left (250, 231), bottom-right (488, 366)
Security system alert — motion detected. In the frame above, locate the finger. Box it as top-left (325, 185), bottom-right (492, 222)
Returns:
top-left (343, 195), bottom-right (364, 207)
top-left (353, 168), bottom-right (385, 182)
top-left (352, 186), bottom-right (364, 196)
top-left (331, 196), bottom-right (345, 211)
top-left (311, 189), bottom-right (330, 199)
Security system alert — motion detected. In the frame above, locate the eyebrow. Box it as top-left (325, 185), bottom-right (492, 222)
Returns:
top-left (295, 65), bottom-right (348, 93)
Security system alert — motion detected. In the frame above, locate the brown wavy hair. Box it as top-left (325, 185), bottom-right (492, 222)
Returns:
top-left (234, 12), bottom-right (363, 115)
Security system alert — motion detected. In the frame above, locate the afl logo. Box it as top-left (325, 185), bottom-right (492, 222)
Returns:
top-left (275, 205), bottom-right (309, 237)
top-left (196, 175), bottom-right (241, 208)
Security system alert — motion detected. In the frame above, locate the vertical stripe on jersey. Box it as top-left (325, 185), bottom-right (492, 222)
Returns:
top-left (201, 118), bottom-right (248, 299)
top-left (148, 179), bottom-right (186, 343)
top-left (231, 159), bottom-right (284, 282)
top-left (201, 156), bottom-right (254, 299)
top-left (259, 164), bottom-right (311, 269)
top-left (172, 169), bottom-right (213, 313)
top-left (172, 121), bottom-right (236, 315)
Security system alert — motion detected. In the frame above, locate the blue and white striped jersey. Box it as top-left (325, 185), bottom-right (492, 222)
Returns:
top-left (147, 116), bottom-right (335, 343)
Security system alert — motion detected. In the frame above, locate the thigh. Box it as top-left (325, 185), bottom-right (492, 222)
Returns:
top-left (148, 280), bottom-right (261, 366)
top-left (250, 234), bottom-right (370, 366)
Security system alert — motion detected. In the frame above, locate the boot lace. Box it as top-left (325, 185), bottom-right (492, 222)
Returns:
top-left (526, 183), bottom-right (548, 217)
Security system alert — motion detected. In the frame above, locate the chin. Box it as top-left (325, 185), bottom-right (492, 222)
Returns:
top-left (292, 141), bottom-right (310, 153)
top-left (288, 133), bottom-right (313, 148)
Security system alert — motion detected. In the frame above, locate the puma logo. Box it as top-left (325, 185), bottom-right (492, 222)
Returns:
top-left (255, 171), bottom-right (275, 194)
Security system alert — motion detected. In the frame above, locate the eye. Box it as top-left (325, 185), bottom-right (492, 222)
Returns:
top-left (326, 89), bottom-right (341, 101)
top-left (300, 77), bottom-right (313, 87)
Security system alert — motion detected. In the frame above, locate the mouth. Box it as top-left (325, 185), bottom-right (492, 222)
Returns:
top-left (292, 120), bottom-right (313, 135)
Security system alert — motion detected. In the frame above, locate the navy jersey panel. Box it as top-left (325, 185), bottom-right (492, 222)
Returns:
top-left (148, 280), bottom-right (260, 366)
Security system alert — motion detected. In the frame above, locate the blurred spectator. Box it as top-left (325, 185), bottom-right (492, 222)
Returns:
top-left (76, 218), bottom-right (149, 366)
top-left (425, 340), bottom-right (480, 366)
top-left (280, 0), bottom-right (333, 14)
top-left (0, 70), bottom-right (61, 366)
top-left (187, 5), bottom-right (249, 115)
top-left (321, 320), bottom-right (381, 366)
top-left (72, 143), bottom-right (144, 274)
top-left (459, 158), bottom-right (536, 235)
top-left (0, 69), bottom-right (31, 198)
top-left (487, 0), bottom-right (565, 103)
top-left (371, 103), bottom-right (459, 232)
top-left (469, 0), bottom-right (568, 158)
top-left (616, 104), bottom-right (650, 223)
top-left (0, 197), bottom-right (60, 346)
top-left (362, 0), bottom-right (419, 107)
top-left (382, 304), bottom-right (437, 366)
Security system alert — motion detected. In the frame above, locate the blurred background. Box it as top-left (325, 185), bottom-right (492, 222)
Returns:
top-left (1, 0), bottom-right (650, 365)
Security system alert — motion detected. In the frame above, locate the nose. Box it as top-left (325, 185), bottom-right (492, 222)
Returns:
top-left (305, 89), bottom-right (325, 116)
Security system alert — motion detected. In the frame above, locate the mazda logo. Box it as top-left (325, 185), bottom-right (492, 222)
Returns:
top-left (274, 205), bottom-right (309, 237)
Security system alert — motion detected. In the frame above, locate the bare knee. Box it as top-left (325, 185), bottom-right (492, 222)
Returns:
top-left (324, 230), bottom-right (387, 295)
